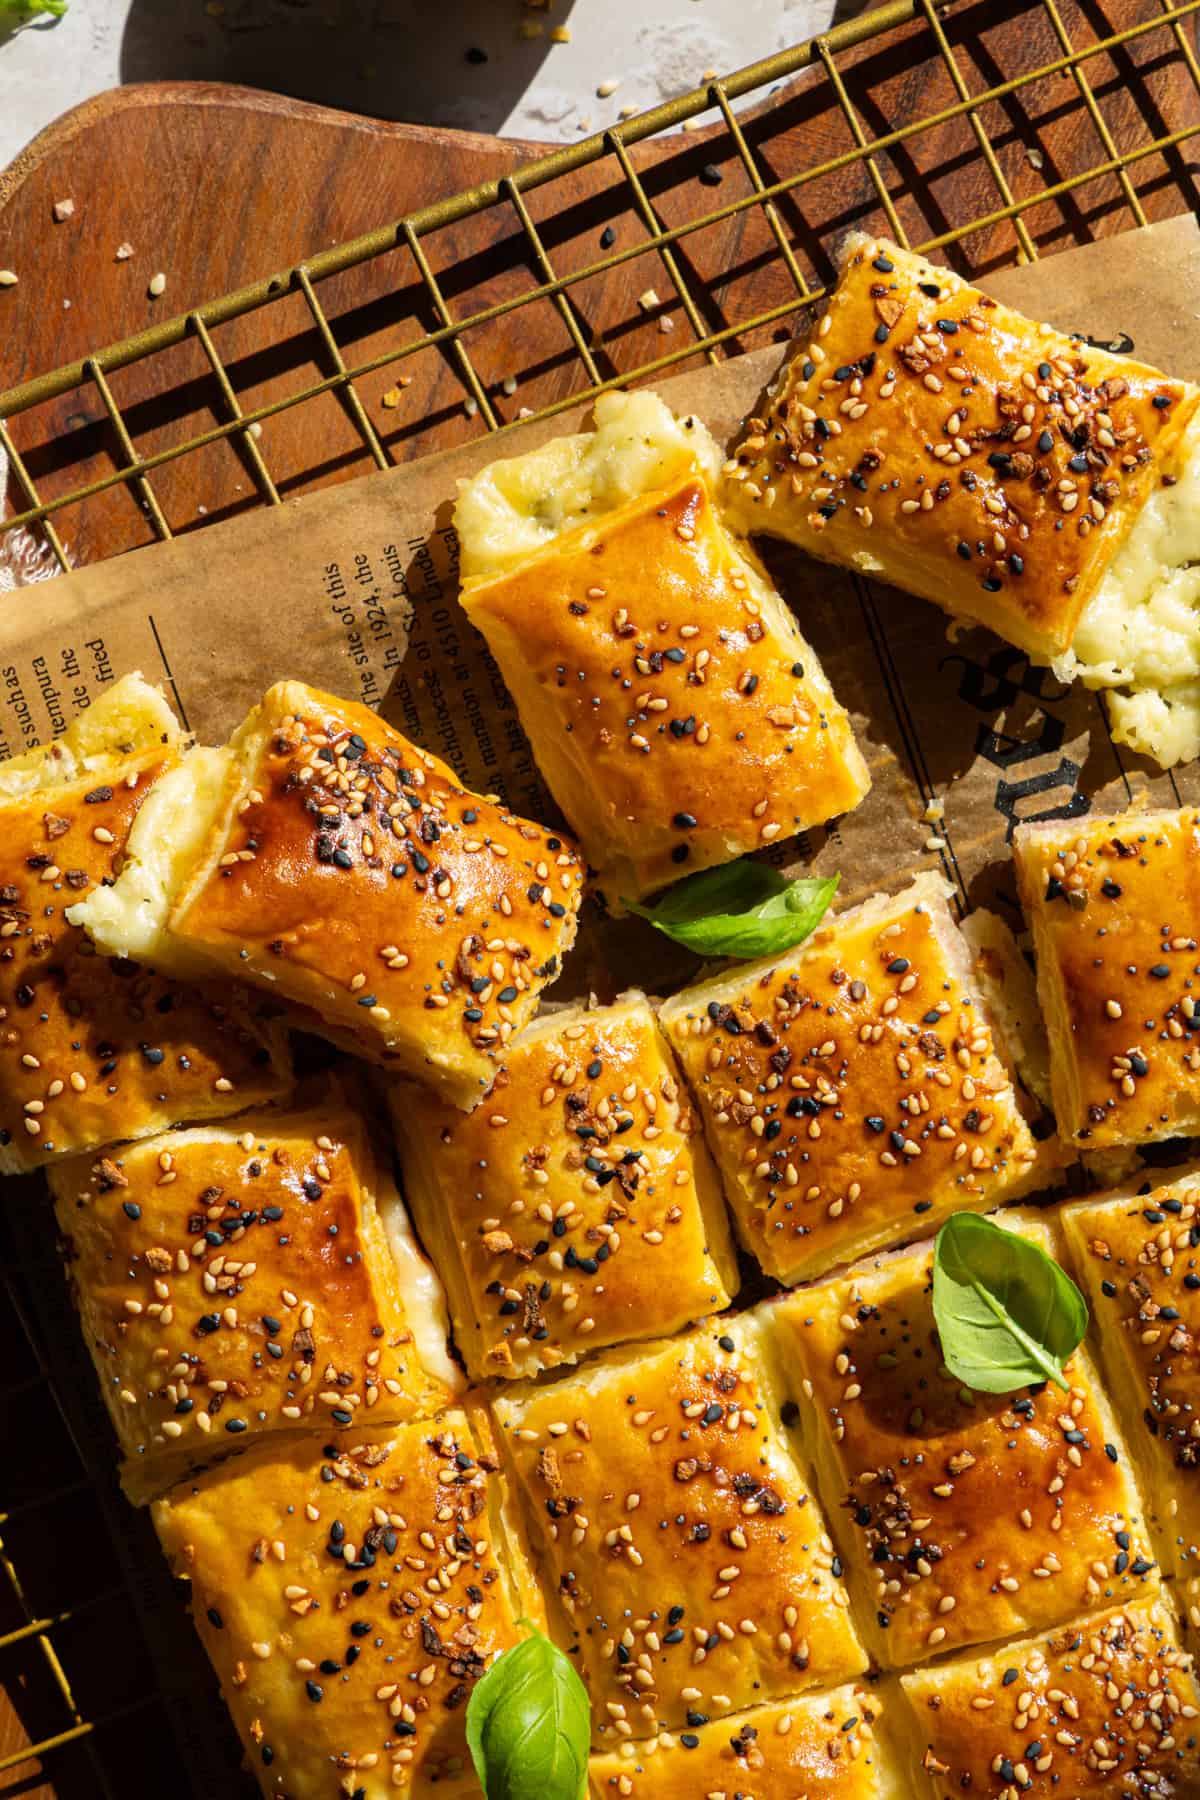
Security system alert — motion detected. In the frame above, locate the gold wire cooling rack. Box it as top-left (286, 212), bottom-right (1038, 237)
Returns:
top-left (1, 0), bottom-right (1200, 1792)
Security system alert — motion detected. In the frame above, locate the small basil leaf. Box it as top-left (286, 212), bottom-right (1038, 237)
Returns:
top-left (466, 1624), bottom-right (589, 1800)
top-left (932, 1212), bottom-right (1088, 1394)
top-left (627, 863), bottom-right (839, 959)
top-left (0, 1), bottom-right (68, 13)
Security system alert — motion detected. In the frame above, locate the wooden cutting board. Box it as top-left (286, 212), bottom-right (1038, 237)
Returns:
top-left (1, 3), bottom-right (1198, 1793)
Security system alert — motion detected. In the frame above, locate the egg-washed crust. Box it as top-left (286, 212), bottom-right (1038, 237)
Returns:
top-left (458, 473), bottom-right (869, 902)
top-left (759, 1217), bottom-right (1158, 1671)
top-left (491, 1314), bottom-right (867, 1749)
top-left (153, 1412), bottom-right (541, 1800)
top-left (724, 235), bottom-right (1200, 662)
top-left (80, 680), bottom-right (584, 1111)
top-left (1014, 808), bottom-right (1200, 1148)
top-left (391, 993), bottom-right (738, 1383)
top-left (1061, 1170), bottom-right (1200, 1600)
top-left (588, 1683), bottom-right (898, 1799)
top-left (898, 1598), bottom-right (1200, 1799)
top-left (658, 874), bottom-right (1042, 1286)
top-left (49, 1095), bottom-right (458, 1505)
top-left (0, 693), bottom-right (291, 1174)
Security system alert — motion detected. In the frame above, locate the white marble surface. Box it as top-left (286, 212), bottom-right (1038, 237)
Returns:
top-left (0, 0), bottom-right (845, 170)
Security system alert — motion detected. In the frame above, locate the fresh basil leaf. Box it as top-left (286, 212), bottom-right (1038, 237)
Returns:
top-left (932, 1212), bottom-right (1088, 1394)
top-left (466, 1624), bottom-right (589, 1800)
top-left (0, 1), bottom-right (68, 15)
top-left (627, 862), bottom-right (839, 959)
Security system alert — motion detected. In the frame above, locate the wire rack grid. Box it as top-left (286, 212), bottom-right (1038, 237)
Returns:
top-left (1, 0), bottom-right (1199, 1792)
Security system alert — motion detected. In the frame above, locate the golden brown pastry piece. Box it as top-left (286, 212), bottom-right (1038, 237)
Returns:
top-left (725, 235), bottom-right (1200, 670)
top-left (659, 874), bottom-right (1043, 1285)
top-left (897, 1598), bottom-right (1200, 1798)
top-left (491, 1313), bottom-right (867, 1749)
top-left (0, 674), bottom-right (291, 1173)
top-left (760, 1216), bottom-right (1159, 1670)
top-left (49, 1090), bottom-right (458, 1503)
top-left (1014, 807), bottom-right (1200, 1148)
top-left (390, 991), bottom-right (737, 1382)
top-left (455, 390), bottom-right (870, 901)
top-left (70, 679), bottom-right (584, 1110)
top-left (588, 1683), bottom-right (901, 1798)
top-left (153, 1412), bottom-right (540, 1800)
top-left (1062, 1171), bottom-right (1200, 1612)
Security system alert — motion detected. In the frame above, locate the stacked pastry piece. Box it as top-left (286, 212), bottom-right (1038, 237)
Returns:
top-left (24, 248), bottom-right (1200, 1798)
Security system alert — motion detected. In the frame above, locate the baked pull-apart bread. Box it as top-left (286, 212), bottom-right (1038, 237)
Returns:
top-left (0, 674), bottom-right (291, 1173)
top-left (154, 1413), bottom-right (539, 1799)
top-left (659, 873), bottom-right (1043, 1285)
top-left (1014, 807), bottom-right (1200, 1149)
top-left (49, 1089), bottom-right (458, 1502)
top-left (492, 1313), bottom-right (867, 1749)
top-left (761, 1217), bottom-right (1157, 1671)
top-left (390, 991), bottom-right (737, 1383)
top-left (69, 679), bottom-right (584, 1110)
top-left (454, 390), bottom-right (870, 901)
top-left (898, 1598), bottom-right (1200, 1798)
top-left (589, 1684), bottom-right (900, 1799)
top-left (725, 236), bottom-right (1200, 768)
top-left (1062, 1171), bottom-right (1200, 1608)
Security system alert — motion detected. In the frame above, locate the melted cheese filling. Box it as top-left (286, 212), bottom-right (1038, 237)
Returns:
top-left (67, 747), bottom-right (232, 962)
top-left (378, 1186), bottom-right (461, 1392)
top-left (0, 671), bottom-right (180, 800)
top-left (455, 389), bottom-right (723, 582)
top-left (1059, 412), bottom-right (1200, 767)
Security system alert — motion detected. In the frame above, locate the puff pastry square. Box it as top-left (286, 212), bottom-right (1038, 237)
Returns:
top-left (725, 235), bottom-right (1200, 671)
top-left (588, 1683), bottom-right (900, 1799)
top-left (50, 1090), bottom-right (458, 1502)
top-left (153, 1413), bottom-right (538, 1799)
top-left (491, 1314), bottom-right (867, 1747)
top-left (455, 390), bottom-right (870, 901)
top-left (659, 874), bottom-right (1042, 1284)
top-left (1062, 1171), bottom-right (1200, 1601)
top-left (391, 991), bottom-right (738, 1382)
top-left (1014, 807), bottom-right (1200, 1148)
top-left (71, 679), bottom-right (584, 1110)
top-left (761, 1216), bottom-right (1158, 1669)
top-left (898, 1599), bottom-right (1200, 1799)
top-left (0, 674), bottom-right (291, 1173)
